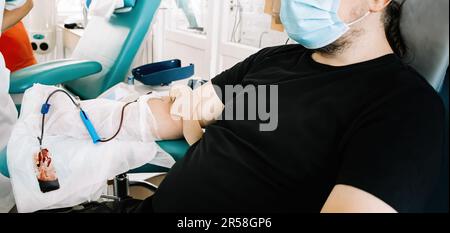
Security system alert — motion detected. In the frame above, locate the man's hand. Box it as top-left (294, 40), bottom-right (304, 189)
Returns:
top-left (169, 82), bottom-right (224, 125)
top-left (2, 0), bottom-right (33, 32)
top-left (169, 85), bottom-right (204, 145)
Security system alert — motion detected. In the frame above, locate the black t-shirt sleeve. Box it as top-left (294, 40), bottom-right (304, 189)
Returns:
top-left (211, 48), bottom-right (271, 104)
top-left (337, 83), bottom-right (445, 213)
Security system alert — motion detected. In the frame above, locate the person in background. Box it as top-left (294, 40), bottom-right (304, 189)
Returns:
top-left (0, 20), bottom-right (36, 72)
top-left (0, 0), bottom-right (33, 213)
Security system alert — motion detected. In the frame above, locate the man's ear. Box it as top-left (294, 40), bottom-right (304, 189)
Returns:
top-left (368, 0), bottom-right (392, 12)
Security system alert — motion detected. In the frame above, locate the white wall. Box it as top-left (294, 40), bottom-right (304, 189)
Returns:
top-left (153, 0), bottom-right (220, 80)
top-left (155, 0), bottom-right (288, 80)
top-left (25, 0), bottom-right (289, 81)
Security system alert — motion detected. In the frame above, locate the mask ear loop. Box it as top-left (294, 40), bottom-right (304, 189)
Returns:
top-left (347, 11), bottom-right (371, 26)
top-left (348, 0), bottom-right (392, 27)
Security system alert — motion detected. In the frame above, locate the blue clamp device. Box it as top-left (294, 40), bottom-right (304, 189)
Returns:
top-left (41, 103), bottom-right (51, 114)
top-left (132, 59), bottom-right (195, 86)
top-left (40, 92), bottom-right (102, 145)
top-left (80, 110), bottom-right (101, 144)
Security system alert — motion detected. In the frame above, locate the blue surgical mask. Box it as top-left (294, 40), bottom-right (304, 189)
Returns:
top-left (280, 0), bottom-right (370, 49)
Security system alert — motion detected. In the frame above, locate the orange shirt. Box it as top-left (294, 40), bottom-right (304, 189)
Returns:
top-left (0, 21), bottom-right (37, 72)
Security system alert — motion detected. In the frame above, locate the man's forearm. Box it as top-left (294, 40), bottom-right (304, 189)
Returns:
top-left (147, 97), bottom-right (184, 141)
top-left (2, 0), bottom-right (33, 31)
top-left (183, 119), bottom-right (203, 145)
top-left (169, 82), bottom-right (224, 144)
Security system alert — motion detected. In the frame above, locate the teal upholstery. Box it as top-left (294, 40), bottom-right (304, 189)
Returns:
top-left (156, 140), bottom-right (190, 162)
top-left (0, 149), bottom-right (8, 178)
top-left (9, 59), bottom-right (102, 94)
top-left (122, 0), bottom-right (136, 8)
top-left (2, 0), bottom-right (189, 178)
top-left (9, 0), bottom-right (161, 99)
top-left (64, 0), bottom-right (162, 100)
top-left (130, 140), bottom-right (190, 173)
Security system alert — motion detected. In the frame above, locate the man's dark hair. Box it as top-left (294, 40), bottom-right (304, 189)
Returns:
top-left (316, 0), bottom-right (407, 57)
top-left (384, 0), bottom-right (407, 58)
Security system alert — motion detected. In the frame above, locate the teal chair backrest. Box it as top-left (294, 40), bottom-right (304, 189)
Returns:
top-left (65, 0), bottom-right (162, 100)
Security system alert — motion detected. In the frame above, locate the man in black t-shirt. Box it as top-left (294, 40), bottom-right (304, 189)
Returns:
top-left (135, 0), bottom-right (445, 213)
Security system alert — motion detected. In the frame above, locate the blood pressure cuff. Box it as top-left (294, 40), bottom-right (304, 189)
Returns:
top-left (5, 0), bottom-right (26, 10)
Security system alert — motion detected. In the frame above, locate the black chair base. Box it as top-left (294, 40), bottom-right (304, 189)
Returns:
top-left (101, 173), bottom-right (159, 201)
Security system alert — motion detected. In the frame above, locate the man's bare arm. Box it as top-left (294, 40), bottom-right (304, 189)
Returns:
top-left (146, 82), bottom-right (224, 143)
top-left (183, 117), bottom-right (203, 145)
top-left (2, 0), bottom-right (33, 32)
top-left (147, 97), bottom-right (184, 140)
top-left (321, 185), bottom-right (397, 213)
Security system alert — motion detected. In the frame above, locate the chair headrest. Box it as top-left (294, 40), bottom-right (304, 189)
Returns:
top-left (398, 0), bottom-right (449, 91)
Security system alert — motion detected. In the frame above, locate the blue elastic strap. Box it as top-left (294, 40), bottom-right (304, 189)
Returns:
top-left (80, 110), bottom-right (101, 144)
top-left (132, 59), bottom-right (195, 86)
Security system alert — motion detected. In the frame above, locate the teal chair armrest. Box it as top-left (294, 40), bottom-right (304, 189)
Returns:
top-left (130, 139), bottom-right (190, 173)
top-left (0, 148), bottom-right (9, 178)
top-left (9, 59), bottom-right (102, 94)
top-left (156, 139), bottom-right (190, 162)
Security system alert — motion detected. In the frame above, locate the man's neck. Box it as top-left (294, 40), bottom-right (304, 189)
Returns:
top-left (312, 29), bottom-right (394, 67)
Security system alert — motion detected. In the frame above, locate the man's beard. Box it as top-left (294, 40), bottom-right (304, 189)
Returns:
top-left (314, 39), bottom-right (349, 55)
top-left (313, 29), bottom-right (363, 56)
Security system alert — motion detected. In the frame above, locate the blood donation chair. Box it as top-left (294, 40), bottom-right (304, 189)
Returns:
top-left (0, 0), bottom-right (190, 198)
top-left (1, 0), bottom-right (449, 212)
top-left (398, 0), bottom-right (449, 212)
top-left (119, 0), bottom-right (450, 210)
top-left (117, 0), bottom-right (450, 209)
top-left (432, 70), bottom-right (449, 213)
